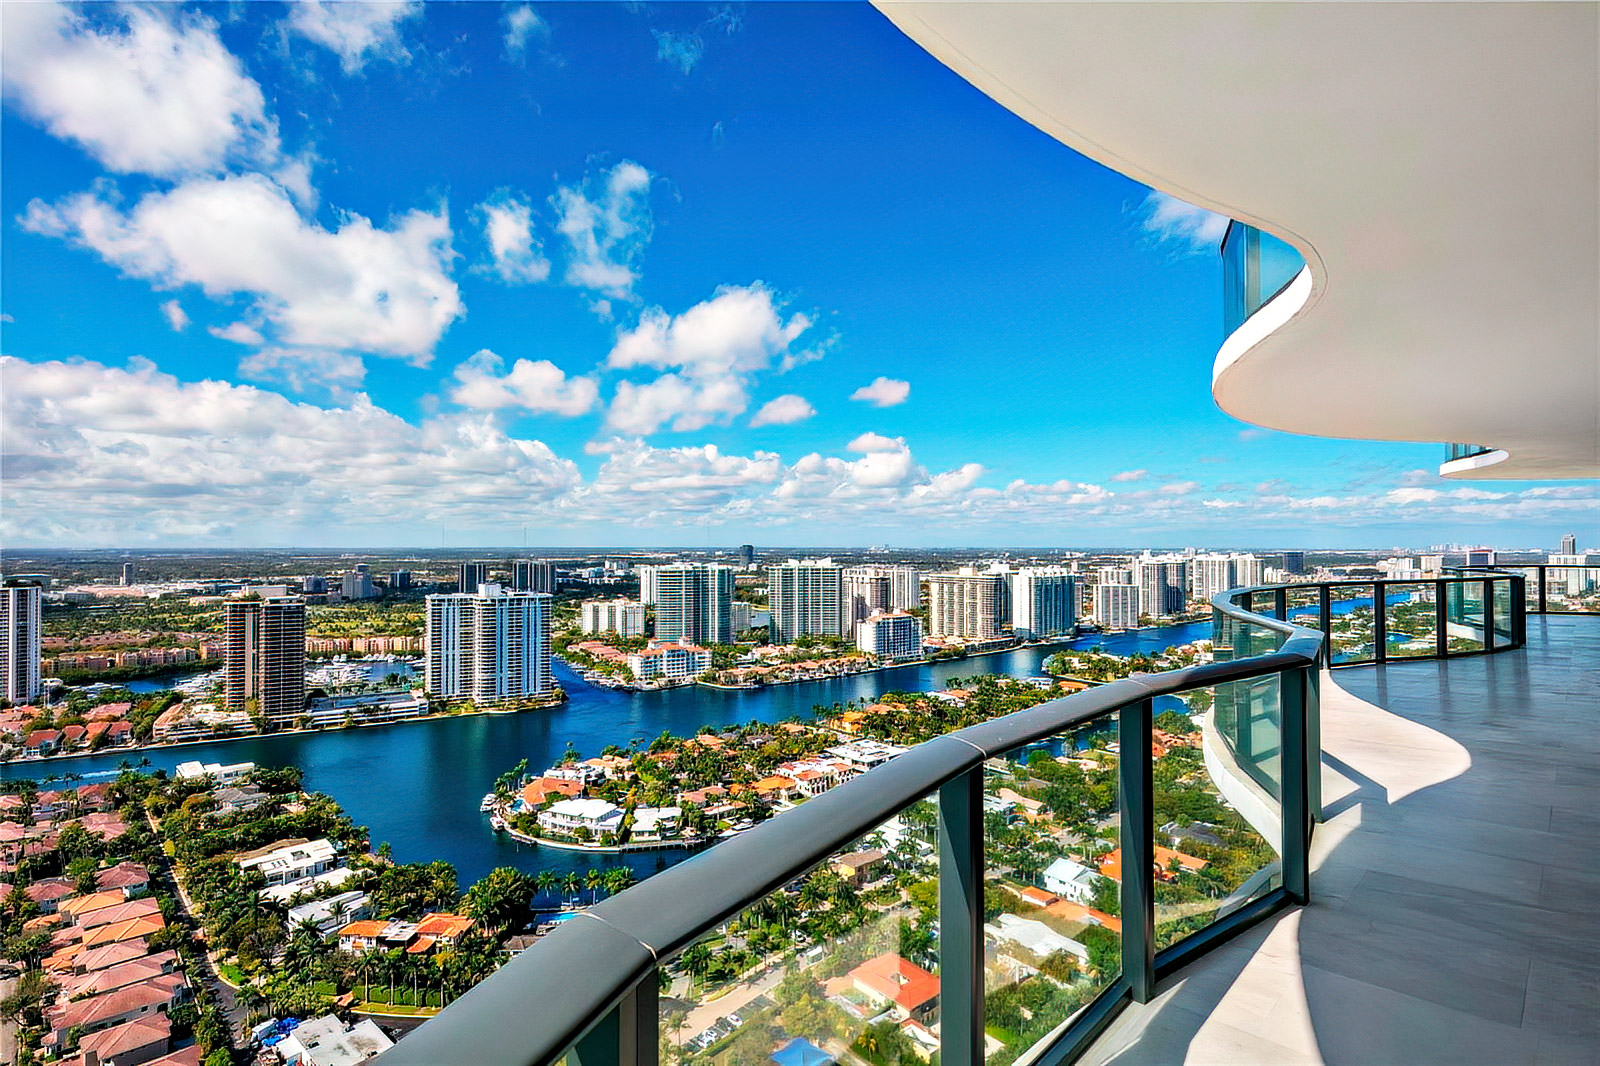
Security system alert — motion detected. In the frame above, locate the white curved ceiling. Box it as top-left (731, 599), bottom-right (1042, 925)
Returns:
top-left (876, 2), bottom-right (1599, 480)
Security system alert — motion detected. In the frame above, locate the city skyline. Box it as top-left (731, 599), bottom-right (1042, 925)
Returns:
top-left (2, 3), bottom-right (1593, 550)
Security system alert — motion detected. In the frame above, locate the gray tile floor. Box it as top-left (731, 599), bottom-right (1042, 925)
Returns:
top-left (1080, 614), bottom-right (1600, 1066)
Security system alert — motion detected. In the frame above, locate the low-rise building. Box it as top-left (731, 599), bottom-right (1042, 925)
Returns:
top-left (75, 1013), bottom-right (172, 1066)
top-left (1041, 857), bottom-right (1102, 904)
top-left (628, 806), bottom-right (681, 841)
top-left (287, 891), bottom-right (370, 938)
top-left (626, 641), bottom-right (713, 682)
top-left (236, 838), bottom-right (338, 887)
top-left (96, 862), bottom-right (151, 899)
top-left (275, 1013), bottom-right (393, 1066)
top-left (848, 953), bottom-right (940, 1024)
top-left (832, 848), bottom-right (886, 887)
top-left (985, 913), bottom-right (1090, 966)
top-left (175, 760), bottom-right (255, 784)
top-left (259, 866), bottom-right (359, 905)
top-left (538, 798), bottom-right (624, 838)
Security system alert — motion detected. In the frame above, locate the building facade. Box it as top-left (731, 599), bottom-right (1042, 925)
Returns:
top-left (1, 583), bottom-right (43, 704)
top-left (580, 598), bottom-right (646, 637)
top-left (341, 565), bottom-right (376, 601)
top-left (223, 595), bottom-right (307, 727)
top-left (512, 560), bottom-right (556, 594)
top-left (926, 569), bottom-right (1006, 639)
top-left (626, 641), bottom-right (712, 681)
top-left (1092, 583), bottom-right (1141, 631)
top-left (1010, 567), bottom-right (1079, 640)
top-left (1135, 555), bottom-right (1189, 618)
top-left (856, 610), bottom-right (924, 662)
top-left (425, 584), bottom-right (553, 705)
top-left (768, 559), bottom-right (845, 643)
top-left (652, 564), bottom-right (733, 646)
top-left (458, 562), bottom-right (488, 594)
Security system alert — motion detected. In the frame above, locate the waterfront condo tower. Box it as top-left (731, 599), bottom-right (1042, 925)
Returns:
top-left (0, 582), bottom-right (43, 704)
top-left (512, 560), bottom-right (557, 594)
top-left (842, 565), bottom-right (922, 640)
top-left (1010, 567), bottom-right (1079, 640)
top-left (768, 559), bottom-right (845, 643)
top-left (926, 568), bottom-right (1007, 639)
top-left (652, 564), bottom-right (734, 646)
top-left (580, 598), bottom-right (646, 638)
top-left (1092, 583), bottom-right (1141, 631)
top-left (855, 610), bottom-right (925, 663)
top-left (1135, 555), bottom-right (1190, 618)
top-left (425, 584), bottom-right (553, 705)
top-left (223, 594), bottom-right (307, 727)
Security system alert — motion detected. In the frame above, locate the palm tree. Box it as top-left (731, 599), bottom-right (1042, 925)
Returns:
top-left (584, 868), bottom-right (605, 903)
top-left (561, 871), bottom-right (582, 907)
top-left (534, 870), bottom-right (558, 904)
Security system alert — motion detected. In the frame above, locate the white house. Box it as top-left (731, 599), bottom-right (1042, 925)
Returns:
top-left (176, 759), bottom-right (255, 784)
top-left (287, 890), bottom-right (370, 938)
top-left (238, 838), bottom-right (339, 887)
top-left (275, 1012), bottom-right (392, 1066)
top-left (1041, 857), bottom-right (1102, 904)
top-left (629, 806), bottom-right (682, 841)
top-left (985, 913), bottom-right (1090, 965)
top-left (260, 866), bottom-right (360, 905)
top-left (538, 798), bottom-right (624, 837)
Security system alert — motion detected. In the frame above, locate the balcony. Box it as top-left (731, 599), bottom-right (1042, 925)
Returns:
top-left (377, 571), bottom-right (1574, 1066)
top-left (1081, 610), bottom-right (1599, 1064)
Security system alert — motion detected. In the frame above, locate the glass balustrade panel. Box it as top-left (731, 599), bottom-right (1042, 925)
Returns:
top-left (659, 797), bottom-right (941, 1066)
top-left (1152, 682), bottom-right (1282, 951)
top-left (1545, 567), bottom-right (1597, 613)
top-left (1383, 583), bottom-right (1437, 658)
top-left (1444, 581), bottom-right (1486, 653)
top-left (1491, 579), bottom-right (1516, 648)
top-left (1326, 585), bottom-right (1376, 664)
top-left (981, 715), bottom-right (1122, 1066)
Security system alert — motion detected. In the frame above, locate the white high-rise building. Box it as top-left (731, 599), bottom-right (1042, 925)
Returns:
top-left (768, 559), bottom-right (845, 643)
top-left (1190, 553), bottom-right (1265, 602)
top-left (1010, 568), bottom-right (1078, 640)
top-left (653, 564), bottom-right (733, 646)
top-left (842, 567), bottom-right (889, 640)
top-left (926, 568), bottom-right (1006, 639)
top-left (1098, 565), bottom-right (1135, 586)
top-left (341, 566), bottom-right (376, 601)
top-left (856, 611), bottom-right (925, 662)
top-left (1547, 554), bottom-right (1593, 596)
top-left (1, 583), bottom-right (43, 704)
top-left (580, 599), bottom-right (646, 638)
top-left (425, 584), bottom-right (552, 705)
top-left (1135, 555), bottom-right (1189, 618)
top-left (1231, 553), bottom-right (1264, 589)
top-left (1420, 554), bottom-right (1447, 574)
top-left (636, 565), bottom-right (667, 606)
top-left (1093, 584), bottom-right (1141, 631)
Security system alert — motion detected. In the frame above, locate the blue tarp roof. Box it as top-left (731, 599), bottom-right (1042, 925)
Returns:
top-left (771, 1037), bottom-right (834, 1066)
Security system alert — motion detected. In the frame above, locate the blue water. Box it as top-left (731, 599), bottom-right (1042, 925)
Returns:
top-left (5, 623), bottom-right (1210, 886)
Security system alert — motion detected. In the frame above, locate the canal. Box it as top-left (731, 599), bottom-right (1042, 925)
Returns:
top-left (4, 623), bottom-right (1211, 885)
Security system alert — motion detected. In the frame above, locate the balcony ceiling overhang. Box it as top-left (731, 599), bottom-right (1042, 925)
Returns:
top-left (875, 2), bottom-right (1600, 479)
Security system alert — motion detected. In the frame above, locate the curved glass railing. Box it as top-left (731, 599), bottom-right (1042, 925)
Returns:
top-left (1445, 442), bottom-right (1494, 463)
top-left (1222, 221), bottom-right (1306, 335)
top-left (378, 575), bottom-right (1524, 1066)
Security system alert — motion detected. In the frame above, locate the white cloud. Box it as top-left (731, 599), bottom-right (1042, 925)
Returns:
top-left (238, 347), bottom-right (366, 395)
top-left (287, 1), bottom-right (421, 74)
top-left (1136, 191), bottom-right (1228, 256)
top-left (449, 349), bottom-right (598, 416)
top-left (652, 30), bottom-right (703, 74)
top-left (208, 322), bottom-right (266, 346)
top-left (21, 173), bottom-right (462, 364)
top-left (502, 5), bottom-right (548, 61)
top-left (160, 300), bottom-right (189, 332)
top-left (552, 161), bottom-right (652, 297)
top-left (1112, 469), bottom-right (1148, 482)
top-left (604, 283), bottom-right (817, 434)
top-left (749, 394), bottom-right (815, 428)
top-left (1, 4), bottom-right (280, 177)
top-left (0, 355), bottom-right (580, 544)
top-left (850, 376), bottom-right (910, 408)
top-left (473, 193), bottom-right (550, 284)
top-left (1159, 480), bottom-right (1200, 495)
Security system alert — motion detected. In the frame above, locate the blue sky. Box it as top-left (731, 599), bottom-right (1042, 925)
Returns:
top-left (1, 2), bottom-right (1590, 550)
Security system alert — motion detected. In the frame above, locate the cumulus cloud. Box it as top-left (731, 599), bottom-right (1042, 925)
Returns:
top-left (605, 283), bottom-right (817, 434)
top-left (1159, 480), bottom-right (1200, 495)
top-left (1, 4), bottom-right (280, 177)
top-left (449, 349), bottom-right (598, 416)
top-left (552, 161), bottom-right (652, 297)
top-left (0, 356), bottom-right (580, 544)
top-left (749, 394), bottom-right (816, 428)
top-left (160, 300), bottom-right (189, 332)
top-left (287, 1), bottom-right (421, 74)
top-left (850, 376), bottom-right (910, 408)
top-left (208, 322), bottom-right (265, 346)
top-left (473, 192), bottom-right (550, 284)
top-left (1112, 469), bottom-right (1148, 482)
top-left (21, 173), bottom-right (462, 364)
top-left (502, 4), bottom-right (548, 61)
top-left (652, 30), bottom-right (703, 74)
top-left (1136, 191), bottom-right (1228, 255)
top-left (238, 347), bottom-right (366, 395)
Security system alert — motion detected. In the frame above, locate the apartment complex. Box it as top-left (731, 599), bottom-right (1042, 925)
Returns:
top-left (1134, 555), bottom-right (1189, 618)
top-left (425, 584), bottom-right (553, 705)
top-left (625, 641), bottom-right (712, 682)
top-left (1, 582), bottom-right (43, 704)
top-left (1010, 567), bottom-right (1078, 640)
top-left (222, 594), bottom-right (307, 727)
top-left (651, 564), bottom-right (733, 646)
top-left (1190, 553), bottom-right (1264, 603)
top-left (855, 610), bottom-right (924, 663)
top-left (512, 560), bottom-right (557, 594)
top-left (768, 559), bottom-right (845, 643)
top-left (580, 599), bottom-right (646, 638)
top-left (842, 565), bottom-right (921, 639)
top-left (1092, 583), bottom-right (1141, 631)
top-left (926, 568), bottom-right (1006, 639)
top-left (458, 562), bottom-right (488, 594)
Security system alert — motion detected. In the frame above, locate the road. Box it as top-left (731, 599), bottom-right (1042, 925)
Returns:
top-left (144, 812), bottom-right (247, 1036)
top-left (669, 966), bottom-right (786, 1047)
top-left (0, 974), bottom-right (16, 1066)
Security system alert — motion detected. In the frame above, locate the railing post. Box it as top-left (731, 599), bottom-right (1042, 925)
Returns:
top-left (1119, 699), bottom-right (1155, 1003)
top-left (1273, 587), bottom-right (1288, 622)
top-left (1307, 646), bottom-right (1323, 823)
top-left (1318, 584), bottom-right (1332, 651)
top-left (939, 766), bottom-right (985, 1066)
top-left (1537, 565), bottom-right (1548, 614)
top-left (1482, 579), bottom-right (1495, 649)
top-left (571, 975), bottom-right (658, 1066)
top-left (1280, 668), bottom-right (1311, 905)
top-left (1373, 581), bottom-right (1387, 663)
top-left (1513, 575), bottom-right (1527, 646)
top-left (1434, 579), bottom-right (1449, 658)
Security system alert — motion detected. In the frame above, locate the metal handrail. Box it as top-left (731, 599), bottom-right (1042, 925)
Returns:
top-left (378, 575), bottom-right (1519, 1066)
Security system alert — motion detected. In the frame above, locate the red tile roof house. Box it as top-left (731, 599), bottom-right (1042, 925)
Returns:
top-left (106, 721), bottom-right (135, 745)
top-left (849, 953), bottom-right (941, 1025)
top-left (24, 729), bottom-right (62, 757)
top-left (62, 939), bottom-right (154, 976)
top-left (47, 972), bottom-right (186, 1046)
top-left (24, 877), bottom-right (78, 914)
top-left (97, 862), bottom-right (152, 898)
top-left (71, 1013), bottom-right (172, 1066)
top-left (60, 725), bottom-right (88, 750)
top-left (79, 811), bottom-right (129, 842)
top-left (59, 950), bottom-right (180, 1000)
top-left (79, 898), bottom-right (162, 932)
top-left (89, 702), bottom-right (133, 722)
